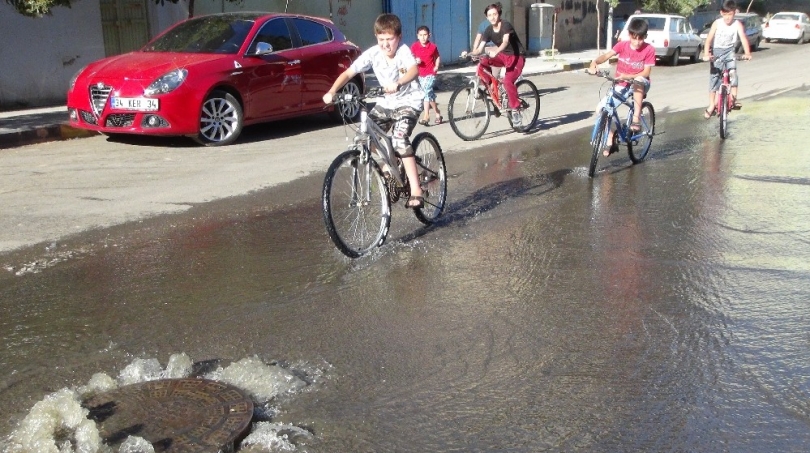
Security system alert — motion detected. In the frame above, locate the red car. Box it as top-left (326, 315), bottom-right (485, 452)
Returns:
top-left (67, 12), bottom-right (363, 146)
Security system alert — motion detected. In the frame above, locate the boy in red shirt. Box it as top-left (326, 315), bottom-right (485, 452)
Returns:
top-left (410, 26), bottom-right (442, 125)
top-left (588, 18), bottom-right (655, 155)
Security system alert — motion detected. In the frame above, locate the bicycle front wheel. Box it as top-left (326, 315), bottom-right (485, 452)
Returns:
top-left (449, 85), bottom-right (491, 141)
top-left (627, 101), bottom-right (655, 163)
top-left (411, 132), bottom-right (447, 225)
top-left (589, 112), bottom-right (610, 178)
top-left (507, 79), bottom-right (540, 133)
top-left (719, 87), bottom-right (729, 140)
top-left (322, 149), bottom-right (391, 258)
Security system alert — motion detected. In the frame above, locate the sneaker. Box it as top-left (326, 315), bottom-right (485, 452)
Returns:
top-left (511, 110), bottom-right (522, 126)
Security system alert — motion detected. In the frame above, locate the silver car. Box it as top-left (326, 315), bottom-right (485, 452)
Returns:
top-left (619, 13), bottom-right (703, 66)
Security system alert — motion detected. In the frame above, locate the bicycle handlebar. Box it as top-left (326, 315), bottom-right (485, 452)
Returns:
top-left (587, 70), bottom-right (646, 86)
top-left (705, 55), bottom-right (751, 62)
top-left (332, 85), bottom-right (385, 105)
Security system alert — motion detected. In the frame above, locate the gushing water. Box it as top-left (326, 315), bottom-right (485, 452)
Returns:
top-left (2, 354), bottom-right (320, 453)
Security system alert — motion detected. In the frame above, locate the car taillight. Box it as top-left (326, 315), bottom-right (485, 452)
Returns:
top-left (664, 39), bottom-right (669, 47)
top-left (796, 24), bottom-right (801, 29)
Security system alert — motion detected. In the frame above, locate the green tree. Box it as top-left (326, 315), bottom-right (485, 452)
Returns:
top-left (5, 0), bottom-right (70, 17)
top-left (641, 0), bottom-right (712, 16)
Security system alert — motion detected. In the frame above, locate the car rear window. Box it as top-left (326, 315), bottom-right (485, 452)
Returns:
top-left (771, 13), bottom-right (799, 21)
top-left (293, 18), bottom-right (332, 46)
top-left (639, 17), bottom-right (666, 31)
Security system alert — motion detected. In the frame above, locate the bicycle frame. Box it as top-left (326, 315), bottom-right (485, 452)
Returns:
top-left (337, 88), bottom-right (407, 188)
top-left (590, 79), bottom-right (647, 147)
top-left (463, 55), bottom-right (521, 111)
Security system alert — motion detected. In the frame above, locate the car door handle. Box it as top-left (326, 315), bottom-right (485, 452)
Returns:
top-left (287, 60), bottom-right (301, 65)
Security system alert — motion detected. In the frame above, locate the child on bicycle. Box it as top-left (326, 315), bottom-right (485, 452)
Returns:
top-left (411, 25), bottom-right (442, 126)
top-left (323, 14), bottom-right (426, 209)
top-left (702, 0), bottom-right (752, 119)
top-left (463, 2), bottom-right (526, 125)
top-left (587, 17), bottom-right (654, 156)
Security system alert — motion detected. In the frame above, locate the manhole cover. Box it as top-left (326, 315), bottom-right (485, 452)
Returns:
top-left (83, 378), bottom-right (253, 452)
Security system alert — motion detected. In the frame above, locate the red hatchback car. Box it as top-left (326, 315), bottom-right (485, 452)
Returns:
top-left (67, 12), bottom-right (363, 146)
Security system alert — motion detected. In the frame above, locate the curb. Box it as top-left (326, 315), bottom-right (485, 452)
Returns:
top-left (0, 123), bottom-right (98, 150)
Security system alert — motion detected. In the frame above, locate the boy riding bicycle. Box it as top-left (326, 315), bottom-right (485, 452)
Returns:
top-left (323, 14), bottom-right (426, 209)
top-left (463, 2), bottom-right (526, 125)
top-left (702, 0), bottom-right (752, 119)
top-left (587, 18), bottom-right (655, 156)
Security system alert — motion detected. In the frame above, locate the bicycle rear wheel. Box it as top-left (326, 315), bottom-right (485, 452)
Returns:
top-left (322, 149), bottom-right (391, 258)
top-left (411, 132), bottom-right (447, 225)
top-left (627, 101), bottom-right (655, 163)
top-left (589, 112), bottom-right (610, 178)
top-left (449, 85), bottom-right (491, 141)
top-left (719, 87), bottom-right (729, 139)
top-left (507, 79), bottom-right (540, 133)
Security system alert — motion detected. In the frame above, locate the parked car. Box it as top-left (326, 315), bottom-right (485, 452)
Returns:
top-left (67, 12), bottom-right (363, 146)
top-left (763, 12), bottom-right (810, 43)
top-left (619, 13), bottom-right (703, 66)
top-left (699, 12), bottom-right (763, 52)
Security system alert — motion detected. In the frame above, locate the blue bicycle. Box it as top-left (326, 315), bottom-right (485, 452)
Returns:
top-left (587, 71), bottom-right (655, 177)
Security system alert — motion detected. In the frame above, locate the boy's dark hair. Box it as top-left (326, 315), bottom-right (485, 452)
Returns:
top-left (374, 13), bottom-right (402, 36)
top-left (721, 0), bottom-right (737, 13)
top-left (627, 18), bottom-right (649, 37)
top-left (484, 2), bottom-right (502, 15)
top-left (417, 25), bottom-right (430, 34)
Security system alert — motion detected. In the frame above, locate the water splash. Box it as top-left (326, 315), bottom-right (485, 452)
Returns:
top-left (2, 354), bottom-right (319, 453)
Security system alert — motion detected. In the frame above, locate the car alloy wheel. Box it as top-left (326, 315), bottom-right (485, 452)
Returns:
top-left (195, 90), bottom-right (243, 147)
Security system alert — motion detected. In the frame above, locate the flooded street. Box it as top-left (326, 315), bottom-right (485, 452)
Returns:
top-left (2, 92), bottom-right (810, 452)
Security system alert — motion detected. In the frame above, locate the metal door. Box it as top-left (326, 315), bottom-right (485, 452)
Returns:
top-left (100, 0), bottom-right (150, 56)
top-left (389, 0), bottom-right (468, 64)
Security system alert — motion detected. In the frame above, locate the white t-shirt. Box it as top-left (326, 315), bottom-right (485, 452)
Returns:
top-left (712, 18), bottom-right (740, 50)
top-left (350, 44), bottom-right (424, 110)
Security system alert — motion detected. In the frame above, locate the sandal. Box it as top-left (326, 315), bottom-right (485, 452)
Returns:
top-left (406, 195), bottom-right (424, 209)
top-left (630, 121), bottom-right (642, 132)
top-left (731, 98), bottom-right (742, 110)
top-left (703, 108), bottom-right (715, 119)
top-left (434, 115), bottom-right (443, 125)
top-left (418, 118), bottom-right (430, 126)
top-left (602, 143), bottom-right (619, 157)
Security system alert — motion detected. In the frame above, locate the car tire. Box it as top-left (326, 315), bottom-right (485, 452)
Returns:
top-left (690, 45), bottom-right (702, 63)
top-left (751, 38), bottom-right (760, 51)
top-left (329, 77), bottom-right (362, 123)
top-left (764, 38), bottom-right (771, 43)
top-left (669, 47), bottom-right (680, 66)
top-left (194, 90), bottom-right (243, 147)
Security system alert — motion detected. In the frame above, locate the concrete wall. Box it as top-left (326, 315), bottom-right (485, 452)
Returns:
top-left (515, 0), bottom-right (604, 52)
top-left (0, 0), bottom-right (187, 110)
top-left (0, 2), bottom-right (105, 109)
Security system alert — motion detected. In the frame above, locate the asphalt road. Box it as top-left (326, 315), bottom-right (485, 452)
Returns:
top-left (0, 42), bottom-right (807, 256)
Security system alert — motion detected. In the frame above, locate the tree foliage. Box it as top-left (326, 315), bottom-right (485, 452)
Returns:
top-left (641, 0), bottom-right (712, 16)
top-left (5, 0), bottom-right (71, 17)
top-left (5, 0), bottom-right (242, 18)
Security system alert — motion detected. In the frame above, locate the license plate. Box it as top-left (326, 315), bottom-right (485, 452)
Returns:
top-left (111, 96), bottom-right (159, 111)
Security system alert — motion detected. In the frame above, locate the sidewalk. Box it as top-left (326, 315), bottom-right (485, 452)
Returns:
top-left (0, 49), bottom-right (602, 150)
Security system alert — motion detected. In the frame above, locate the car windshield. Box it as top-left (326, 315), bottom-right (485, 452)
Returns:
top-left (143, 15), bottom-right (256, 54)
top-left (771, 13), bottom-right (799, 21)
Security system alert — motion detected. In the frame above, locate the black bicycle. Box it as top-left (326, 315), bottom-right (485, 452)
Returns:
top-left (322, 87), bottom-right (448, 258)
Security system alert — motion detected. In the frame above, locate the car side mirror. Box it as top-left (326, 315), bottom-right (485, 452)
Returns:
top-left (251, 42), bottom-right (274, 56)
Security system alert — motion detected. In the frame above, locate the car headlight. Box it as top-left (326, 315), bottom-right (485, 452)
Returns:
top-left (68, 66), bottom-right (87, 91)
top-left (144, 69), bottom-right (188, 95)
